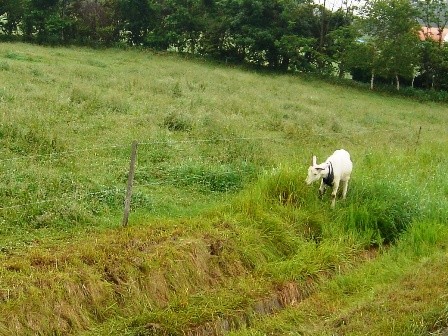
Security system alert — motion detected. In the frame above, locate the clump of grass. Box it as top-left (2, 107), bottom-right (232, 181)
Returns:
top-left (231, 167), bottom-right (339, 274)
top-left (163, 111), bottom-right (193, 132)
top-left (234, 166), bottom-right (330, 245)
top-left (4, 51), bottom-right (37, 62)
top-left (0, 87), bottom-right (13, 102)
top-left (69, 86), bottom-right (99, 113)
top-left (168, 162), bottom-right (256, 193)
top-left (101, 94), bottom-right (130, 114)
top-left (236, 164), bottom-right (423, 249)
top-left (205, 137), bottom-right (272, 167)
top-left (172, 81), bottom-right (183, 97)
top-left (395, 221), bottom-right (448, 257)
top-left (338, 179), bottom-right (421, 245)
top-left (418, 305), bottom-right (448, 336)
top-left (86, 58), bottom-right (107, 68)
top-left (0, 61), bottom-right (10, 70)
top-left (256, 166), bottom-right (310, 207)
top-left (141, 141), bottom-right (173, 164)
top-left (0, 221), bottom-right (262, 335)
top-left (261, 238), bottom-right (357, 283)
top-left (88, 186), bottom-right (153, 213)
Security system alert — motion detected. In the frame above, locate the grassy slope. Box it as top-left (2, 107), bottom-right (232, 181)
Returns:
top-left (0, 43), bottom-right (447, 335)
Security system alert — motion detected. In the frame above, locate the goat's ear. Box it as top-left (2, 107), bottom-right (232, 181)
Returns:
top-left (312, 155), bottom-right (317, 166)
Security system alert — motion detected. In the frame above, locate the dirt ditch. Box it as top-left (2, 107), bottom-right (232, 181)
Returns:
top-left (143, 247), bottom-right (380, 336)
top-left (142, 278), bottom-right (318, 336)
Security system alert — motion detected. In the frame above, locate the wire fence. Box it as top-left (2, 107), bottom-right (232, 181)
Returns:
top-left (0, 188), bottom-right (124, 212)
top-left (0, 126), bottom-right (435, 225)
top-left (0, 143), bottom-right (129, 164)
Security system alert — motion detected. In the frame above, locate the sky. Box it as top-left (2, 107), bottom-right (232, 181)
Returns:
top-left (314, 0), bottom-right (366, 11)
top-left (314, 0), bottom-right (344, 9)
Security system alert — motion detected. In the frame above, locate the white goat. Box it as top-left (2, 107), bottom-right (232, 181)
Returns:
top-left (305, 149), bottom-right (353, 208)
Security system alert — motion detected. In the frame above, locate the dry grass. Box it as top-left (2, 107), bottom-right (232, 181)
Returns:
top-left (0, 222), bottom-right (250, 334)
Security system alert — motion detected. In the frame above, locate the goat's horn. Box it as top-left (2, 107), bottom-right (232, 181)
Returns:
top-left (312, 155), bottom-right (317, 166)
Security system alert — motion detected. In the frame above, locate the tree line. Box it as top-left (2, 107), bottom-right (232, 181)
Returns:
top-left (1, 0), bottom-right (447, 91)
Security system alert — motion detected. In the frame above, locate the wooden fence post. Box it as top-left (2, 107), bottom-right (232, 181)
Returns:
top-left (416, 126), bottom-right (422, 148)
top-left (122, 140), bottom-right (138, 227)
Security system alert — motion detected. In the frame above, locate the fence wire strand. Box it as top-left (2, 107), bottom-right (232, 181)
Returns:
top-left (0, 143), bottom-right (129, 164)
top-left (0, 187), bottom-right (124, 212)
top-left (0, 128), bottom-right (429, 215)
top-left (0, 127), bottom-right (427, 164)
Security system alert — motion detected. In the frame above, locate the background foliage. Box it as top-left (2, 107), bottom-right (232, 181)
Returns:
top-left (1, 0), bottom-right (448, 91)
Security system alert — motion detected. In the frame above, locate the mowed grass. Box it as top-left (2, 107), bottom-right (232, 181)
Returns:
top-left (0, 42), bottom-right (448, 335)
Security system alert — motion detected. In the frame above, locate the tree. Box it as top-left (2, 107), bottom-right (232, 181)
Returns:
top-left (22, 0), bottom-right (61, 43)
top-left (362, 0), bottom-right (421, 90)
top-left (71, 0), bottom-right (120, 46)
top-left (326, 4), bottom-right (362, 78)
top-left (196, 0), bottom-right (231, 59)
top-left (0, 0), bottom-right (25, 37)
top-left (117, 0), bottom-right (152, 45)
top-left (278, 1), bottom-right (327, 72)
top-left (328, 24), bottom-right (359, 78)
top-left (219, 0), bottom-right (287, 67)
top-left (415, 0), bottom-right (448, 89)
top-left (147, 0), bottom-right (206, 53)
top-left (415, 0), bottom-right (448, 46)
top-left (438, 44), bottom-right (448, 90)
top-left (345, 38), bottom-right (382, 89)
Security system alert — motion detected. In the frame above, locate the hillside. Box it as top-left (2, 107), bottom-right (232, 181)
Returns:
top-left (0, 43), bottom-right (448, 335)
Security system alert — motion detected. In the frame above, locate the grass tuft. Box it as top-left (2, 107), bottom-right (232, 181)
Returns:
top-left (338, 179), bottom-right (421, 245)
top-left (163, 111), bottom-right (193, 132)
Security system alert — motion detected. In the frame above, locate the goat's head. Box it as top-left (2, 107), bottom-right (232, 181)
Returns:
top-left (305, 155), bottom-right (326, 185)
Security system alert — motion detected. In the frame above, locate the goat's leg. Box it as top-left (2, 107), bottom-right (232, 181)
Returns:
top-left (342, 178), bottom-right (350, 200)
top-left (319, 180), bottom-right (326, 198)
top-left (330, 179), bottom-right (340, 208)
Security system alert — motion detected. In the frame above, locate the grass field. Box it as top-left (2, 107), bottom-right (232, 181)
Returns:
top-left (0, 42), bottom-right (448, 335)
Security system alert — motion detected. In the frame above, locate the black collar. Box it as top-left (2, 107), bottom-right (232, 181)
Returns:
top-left (322, 162), bottom-right (334, 186)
